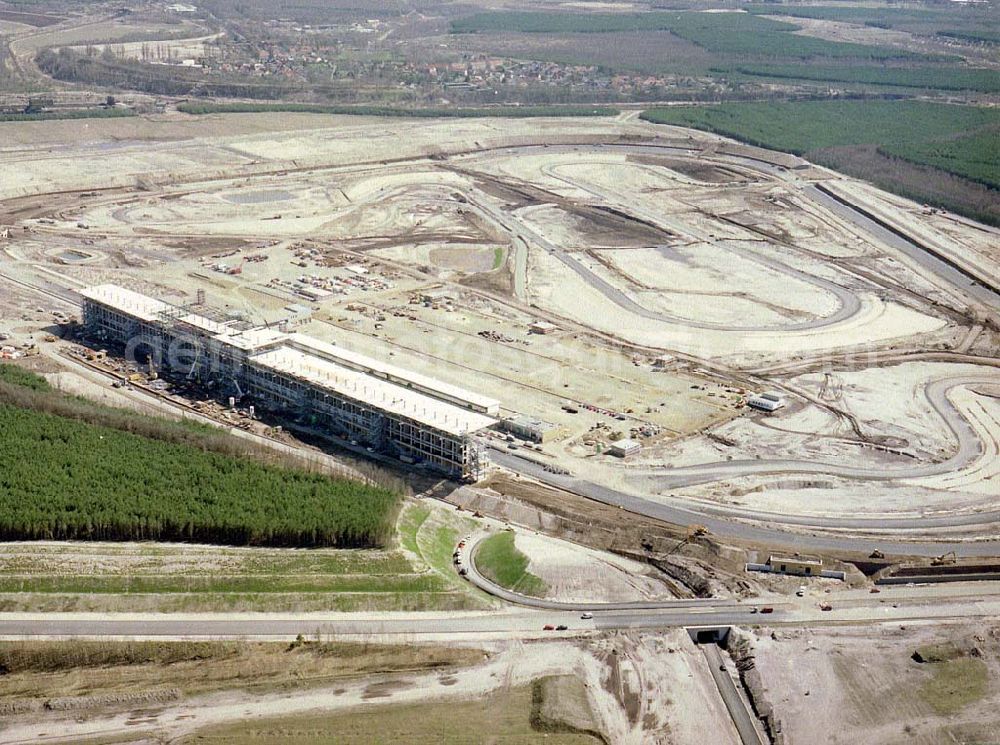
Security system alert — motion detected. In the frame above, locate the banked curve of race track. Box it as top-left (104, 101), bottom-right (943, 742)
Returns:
top-left (491, 370), bottom-right (1000, 559)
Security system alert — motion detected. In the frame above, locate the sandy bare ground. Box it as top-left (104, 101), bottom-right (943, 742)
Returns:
top-left (0, 632), bottom-right (738, 745)
top-left (752, 621), bottom-right (1000, 745)
top-left (514, 531), bottom-right (676, 604)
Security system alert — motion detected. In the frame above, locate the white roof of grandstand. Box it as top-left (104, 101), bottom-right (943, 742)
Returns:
top-left (221, 327), bottom-right (288, 351)
top-left (288, 333), bottom-right (500, 413)
top-left (80, 284), bottom-right (173, 322)
top-left (252, 345), bottom-right (497, 436)
top-left (81, 285), bottom-right (288, 352)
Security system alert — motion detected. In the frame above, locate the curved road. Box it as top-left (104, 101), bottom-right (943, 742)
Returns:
top-left (623, 375), bottom-right (989, 489)
top-left (466, 157), bottom-right (861, 333)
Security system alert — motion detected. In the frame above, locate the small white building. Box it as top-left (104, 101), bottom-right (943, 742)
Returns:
top-left (748, 391), bottom-right (785, 412)
top-left (529, 321), bottom-right (558, 335)
top-left (421, 289), bottom-right (453, 304)
top-left (609, 439), bottom-right (642, 458)
top-left (501, 415), bottom-right (558, 443)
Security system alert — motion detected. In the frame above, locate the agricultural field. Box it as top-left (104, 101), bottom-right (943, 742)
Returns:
top-left (0, 501), bottom-right (488, 612)
top-left (451, 11), bottom-right (941, 61)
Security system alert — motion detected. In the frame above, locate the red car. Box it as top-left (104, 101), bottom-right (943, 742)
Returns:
top-left (543, 624), bottom-right (555, 631)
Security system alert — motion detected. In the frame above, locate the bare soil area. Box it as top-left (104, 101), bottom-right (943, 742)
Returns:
top-left (752, 622), bottom-right (1000, 745)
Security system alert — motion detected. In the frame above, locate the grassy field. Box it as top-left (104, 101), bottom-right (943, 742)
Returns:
top-left (178, 102), bottom-right (619, 118)
top-left (0, 639), bottom-right (484, 703)
top-left (451, 11), bottom-right (940, 61)
top-left (919, 657), bottom-right (989, 716)
top-left (183, 677), bottom-right (601, 744)
top-left (642, 100), bottom-right (999, 183)
top-left (475, 531), bottom-right (546, 597)
top-left (0, 501), bottom-right (489, 612)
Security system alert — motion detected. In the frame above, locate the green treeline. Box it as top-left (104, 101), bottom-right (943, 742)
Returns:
top-left (0, 108), bottom-right (135, 123)
top-left (640, 101), bottom-right (1000, 188)
top-left (177, 102), bottom-right (618, 117)
top-left (728, 64), bottom-right (1000, 94)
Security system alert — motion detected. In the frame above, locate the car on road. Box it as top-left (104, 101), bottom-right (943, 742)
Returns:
top-left (760, 607), bottom-right (774, 614)
top-left (543, 624), bottom-right (555, 631)
top-left (819, 603), bottom-right (833, 611)
top-left (556, 625), bottom-right (568, 631)
top-left (580, 612), bottom-right (593, 620)
top-left (458, 567), bottom-right (468, 577)
top-left (796, 586), bottom-right (806, 597)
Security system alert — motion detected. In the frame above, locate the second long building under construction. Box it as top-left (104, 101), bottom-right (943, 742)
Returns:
top-left (80, 284), bottom-right (498, 480)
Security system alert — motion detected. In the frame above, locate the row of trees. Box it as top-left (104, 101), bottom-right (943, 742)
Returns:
top-left (0, 365), bottom-right (401, 548)
top-left (0, 403), bottom-right (400, 547)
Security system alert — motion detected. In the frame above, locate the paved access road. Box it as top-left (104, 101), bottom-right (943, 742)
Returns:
top-left (492, 446), bottom-right (1000, 558)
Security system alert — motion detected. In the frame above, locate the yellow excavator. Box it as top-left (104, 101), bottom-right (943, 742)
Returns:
top-left (931, 551), bottom-right (957, 566)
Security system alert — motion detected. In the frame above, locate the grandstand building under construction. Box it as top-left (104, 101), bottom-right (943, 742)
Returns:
top-left (80, 284), bottom-right (497, 480)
